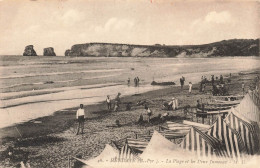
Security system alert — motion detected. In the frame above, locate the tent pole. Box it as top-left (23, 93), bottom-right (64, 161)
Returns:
top-left (68, 155), bottom-right (70, 168)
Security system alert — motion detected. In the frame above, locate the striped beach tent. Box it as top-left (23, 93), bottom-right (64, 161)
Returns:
top-left (141, 131), bottom-right (194, 160)
top-left (225, 108), bottom-right (259, 155)
top-left (207, 116), bottom-right (246, 159)
top-left (112, 138), bottom-right (148, 153)
top-left (118, 142), bottom-right (140, 161)
top-left (180, 126), bottom-right (227, 158)
top-left (235, 94), bottom-right (260, 124)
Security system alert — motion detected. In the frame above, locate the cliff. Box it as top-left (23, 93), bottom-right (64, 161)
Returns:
top-left (65, 39), bottom-right (259, 57)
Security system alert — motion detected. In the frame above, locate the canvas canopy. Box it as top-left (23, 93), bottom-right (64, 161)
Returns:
top-left (181, 126), bottom-right (227, 158)
top-left (81, 144), bottom-right (119, 167)
top-left (140, 130), bottom-right (193, 160)
top-left (235, 94), bottom-right (260, 124)
top-left (248, 89), bottom-right (260, 107)
top-left (225, 108), bottom-right (259, 155)
top-left (207, 116), bottom-right (246, 159)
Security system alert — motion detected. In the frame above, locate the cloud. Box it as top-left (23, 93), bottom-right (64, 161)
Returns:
top-left (95, 17), bottom-right (135, 33)
top-left (60, 9), bottom-right (85, 26)
top-left (205, 11), bottom-right (231, 24)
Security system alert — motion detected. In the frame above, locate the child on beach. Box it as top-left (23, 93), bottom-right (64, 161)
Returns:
top-left (76, 104), bottom-right (85, 135)
top-left (144, 105), bottom-right (152, 123)
top-left (188, 82), bottom-right (192, 94)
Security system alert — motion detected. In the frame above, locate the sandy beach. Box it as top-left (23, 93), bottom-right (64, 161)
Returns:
top-left (0, 68), bottom-right (259, 167)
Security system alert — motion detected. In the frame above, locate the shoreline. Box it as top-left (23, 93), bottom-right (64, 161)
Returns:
top-left (0, 69), bottom-right (259, 167)
top-left (0, 69), bottom-right (259, 142)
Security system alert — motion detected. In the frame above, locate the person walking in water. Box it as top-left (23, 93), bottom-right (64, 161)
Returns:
top-left (127, 78), bottom-right (130, 86)
top-left (106, 95), bottom-right (111, 111)
top-left (188, 82), bottom-right (192, 94)
top-left (134, 77), bottom-right (137, 87)
top-left (76, 104), bottom-right (85, 135)
top-left (136, 76), bottom-right (140, 86)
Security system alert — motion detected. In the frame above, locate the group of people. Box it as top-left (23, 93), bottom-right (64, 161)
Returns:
top-left (106, 93), bottom-right (122, 112)
top-left (76, 93), bottom-right (122, 135)
top-left (179, 76), bottom-right (193, 94)
top-left (127, 77), bottom-right (140, 87)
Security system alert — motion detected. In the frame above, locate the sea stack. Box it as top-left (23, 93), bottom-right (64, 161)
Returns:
top-left (43, 47), bottom-right (56, 56)
top-left (65, 49), bottom-right (71, 56)
top-left (23, 45), bottom-right (37, 56)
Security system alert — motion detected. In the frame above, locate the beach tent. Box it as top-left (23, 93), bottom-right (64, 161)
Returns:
top-left (79, 144), bottom-right (119, 167)
top-left (78, 143), bottom-right (140, 168)
top-left (235, 94), bottom-right (260, 124)
top-left (140, 130), bottom-right (194, 160)
top-left (118, 141), bottom-right (140, 161)
top-left (248, 89), bottom-right (260, 107)
top-left (180, 126), bottom-right (227, 158)
top-left (112, 138), bottom-right (148, 153)
top-left (225, 107), bottom-right (259, 155)
top-left (207, 116), bottom-right (246, 159)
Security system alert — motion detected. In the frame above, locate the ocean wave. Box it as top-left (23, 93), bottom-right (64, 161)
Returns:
top-left (0, 68), bottom-right (123, 79)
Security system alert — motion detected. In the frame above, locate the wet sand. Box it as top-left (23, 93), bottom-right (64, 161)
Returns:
top-left (0, 69), bottom-right (259, 167)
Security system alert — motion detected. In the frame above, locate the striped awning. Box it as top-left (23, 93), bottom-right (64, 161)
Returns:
top-left (225, 108), bottom-right (260, 155)
top-left (180, 126), bottom-right (227, 158)
top-left (112, 138), bottom-right (148, 154)
top-left (207, 116), bottom-right (246, 159)
top-left (118, 142), bottom-right (140, 161)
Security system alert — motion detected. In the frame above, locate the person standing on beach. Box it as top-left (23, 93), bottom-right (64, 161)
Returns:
top-left (180, 77), bottom-right (184, 90)
top-left (144, 105), bottom-right (152, 123)
top-left (220, 75), bottom-right (224, 84)
top-left (188, 82), bottom-right (192, 94)
top-left (211, 75), bottom-right (215, 86)
top-left (76, 104), bottom-right (85, 135)
top-left (106, 95), bottom-right (111, 111)
top-left (114, 93), bottom-right (121, 112)
top-left (242, 82), bottom-right (245, 95)
top-left (137, 77), bottom-right (140, 86)
top-left (134, 77), bottom-right (137, 87)
top-left (127, 78), bottom-right (130, 86)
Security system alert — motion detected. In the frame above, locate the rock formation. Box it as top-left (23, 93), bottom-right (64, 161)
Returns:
top-left (43, 47), bottom-right (56, 56)
top-left (64, 39), bottom-right (259, 57)
top-left (23, 45), bottom-right (37, 56)
top-left (65, 49), bottom-right (71, 56)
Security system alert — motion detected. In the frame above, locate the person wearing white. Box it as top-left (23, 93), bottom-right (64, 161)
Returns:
top-left (106, 95), bottom-right (111, 110)
top-left (76, 104), bottom-right (85, 135)
top-left (188, 82), bottom-right (192, 94)
top-left (171, 98), bottom-right (176, 110)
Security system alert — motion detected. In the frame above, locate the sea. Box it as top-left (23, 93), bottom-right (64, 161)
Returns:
top-left (0, 56), bottom-right (259, 128)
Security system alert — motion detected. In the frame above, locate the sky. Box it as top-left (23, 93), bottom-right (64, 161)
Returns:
top-left (0, 0), bottom-right (259, 56)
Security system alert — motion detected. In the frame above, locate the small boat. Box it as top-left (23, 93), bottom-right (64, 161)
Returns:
top-left (151, 81), bottom-right (175, 86)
